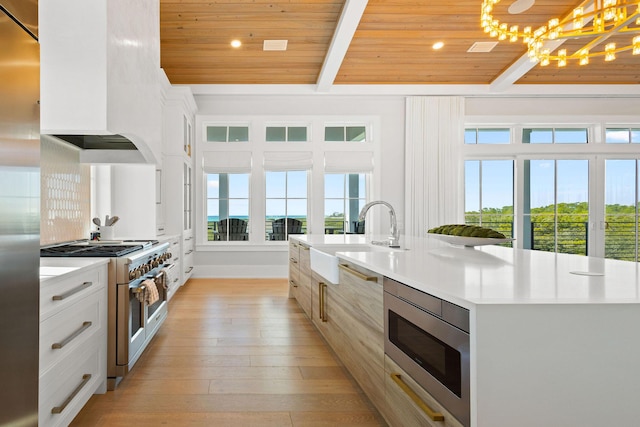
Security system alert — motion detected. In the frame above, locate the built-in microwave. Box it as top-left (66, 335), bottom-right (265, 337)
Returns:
top-left (383, 277), bottom-right (470, 427)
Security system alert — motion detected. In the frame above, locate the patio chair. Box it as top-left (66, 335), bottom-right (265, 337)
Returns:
top-left (270, 218), bottom-right (302, 240)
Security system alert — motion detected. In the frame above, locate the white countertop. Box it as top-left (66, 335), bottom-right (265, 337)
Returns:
top-left (39, 257), bottom-right (110, 282)
top-left (292, 234), bottom-right (640, 307)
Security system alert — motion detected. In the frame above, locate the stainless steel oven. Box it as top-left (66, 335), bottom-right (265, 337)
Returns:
top-left (111, 242), bottom-right (172, 389)
top-left (384, 277), bottom-right (470, 427)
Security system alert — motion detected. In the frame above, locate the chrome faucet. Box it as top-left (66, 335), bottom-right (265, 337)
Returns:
top-left (358, 200), bottom-right (400, 248)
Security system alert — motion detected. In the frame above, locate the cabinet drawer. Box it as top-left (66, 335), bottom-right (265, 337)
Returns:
top-left (39, 340), bottom-right (105, 427)
top-left (40, 290), bottom-right (104, 373)
top-left (40, 267), bottom-right (104, 320)
top-left (384, 356), bottom-right (463, 427)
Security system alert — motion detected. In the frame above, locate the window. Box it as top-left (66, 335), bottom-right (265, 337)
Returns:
top-left (605, 160), bottom-right (640, 261)
top-left (325, 125), bottom-right (367, 142)
top-left (206, 173), bottom-right (250, 241)
top-left (606, 128), bottom-right (640, 144)
top-left (523, 160), bottom-right (589, 255)
top-left (266, 126), bottom-right (308, 142)
top-left (198, 116), bottom-right (378, 246)
top-left (464, 128), bottom-right (510, 144)
top-left (206, 125), bottom-right (249, 142)
top-left (324, 174), bottom-right (366, 234)
top-left (464, 160), bottom-right (514, 244)
top-left (523, 128), bottom-right (588, 144)
top-left (265, 171), bottom-right (308, 240)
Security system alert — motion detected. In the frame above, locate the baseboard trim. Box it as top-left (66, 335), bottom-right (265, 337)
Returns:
top-left (192, 265), bottom-right (288, 279)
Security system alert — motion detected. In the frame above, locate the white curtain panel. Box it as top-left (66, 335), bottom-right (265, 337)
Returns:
top-left (405, 97), bottom-right (465, 237)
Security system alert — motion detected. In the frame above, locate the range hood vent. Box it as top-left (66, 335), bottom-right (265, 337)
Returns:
top-left (53, 134), bottom-right (138, 150)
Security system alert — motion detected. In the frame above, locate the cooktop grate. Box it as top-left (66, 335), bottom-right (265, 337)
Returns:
top-left (40, 244), bottom-right (144, 257)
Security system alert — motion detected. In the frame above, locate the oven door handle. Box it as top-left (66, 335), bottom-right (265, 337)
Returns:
top-left (390, 373), bottom-right (445, 422)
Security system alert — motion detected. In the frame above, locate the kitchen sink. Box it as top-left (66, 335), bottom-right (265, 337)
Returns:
top-left (310, 244), bottom-right (404, 284)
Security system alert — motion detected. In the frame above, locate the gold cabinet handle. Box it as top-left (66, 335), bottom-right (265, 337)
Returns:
top-left (51, 374), bottom-right (92, 414)
top-left (391, 373), bottom-right (444, 422)
top-left (318, 282), bottom-right (327, 322)
top-left (301, 246), bottom-right (310, 251)
top-left (290, 258), bottom-right (298, 264)
top-left (290, 280), bottom-right (298, 288)
top-left (51, 321), bottom-right (92, 350)
top-left (338, 264), bottom-right (378, 282)
top-left (52, 281), bottom-right (92, 301)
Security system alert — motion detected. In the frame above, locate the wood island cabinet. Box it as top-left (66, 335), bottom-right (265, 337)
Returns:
top-left (297, 243), bottom-right (312, 317)
top-left (288, 240), bottom-right (300, 301)
top-left (289, 239), bottom-right (464, 427)
top-left (384, 355), bottom-right (463, 427)
top-left (334, 260), bottom-right (385, 410)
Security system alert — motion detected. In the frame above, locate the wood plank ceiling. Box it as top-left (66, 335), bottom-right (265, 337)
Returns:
top-left (160, 0), bottom-right (640, 88)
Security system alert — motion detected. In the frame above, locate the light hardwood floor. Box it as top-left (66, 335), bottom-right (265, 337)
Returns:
top-left (71, 278), bottom-right (387, 426)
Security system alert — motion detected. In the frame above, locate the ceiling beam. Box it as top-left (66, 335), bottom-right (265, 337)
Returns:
top-left (490, 40), bottom-right (565, 92)
top-left (315, 0), bottom-right (368, 93)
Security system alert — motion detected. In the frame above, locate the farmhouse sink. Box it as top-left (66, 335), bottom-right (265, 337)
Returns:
top-left (310, 244), bottom-right (404, 284)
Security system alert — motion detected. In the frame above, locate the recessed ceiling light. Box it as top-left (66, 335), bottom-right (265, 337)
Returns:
top-left (508, 0), bottom-right (535, 14)
top-left (230, 40), bottom-right (242, 48)
top-left (432, 41), bottom-right (444, 50)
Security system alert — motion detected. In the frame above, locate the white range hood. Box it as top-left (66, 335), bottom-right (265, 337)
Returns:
top-left (39, 0), bottom-right (162, 164)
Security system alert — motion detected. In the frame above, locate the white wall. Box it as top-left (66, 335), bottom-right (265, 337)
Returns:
top-left (193, 94), bottom-right (406, 278)
top-left (191, 93), bottom-right (640, 278)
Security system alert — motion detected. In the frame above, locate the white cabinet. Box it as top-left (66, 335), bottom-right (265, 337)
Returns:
top-left (160, 83), bottom-right (196, 286)
top-left (159, 234), bottom-right (182, 301)
top-left (39, 261), bottom-right (108, 427)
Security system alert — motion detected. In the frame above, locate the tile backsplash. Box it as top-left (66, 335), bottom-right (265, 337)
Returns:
top-left (40, 135), bottom-right (91, 245)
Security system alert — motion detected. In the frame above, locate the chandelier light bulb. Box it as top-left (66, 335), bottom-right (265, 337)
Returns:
top-left (605, 43), bottom-right (616, 61)
top-left (480, 0), bottom-right (640, 67)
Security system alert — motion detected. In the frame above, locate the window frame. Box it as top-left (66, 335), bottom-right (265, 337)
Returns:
top-left (195, 115), bottom-right (380, 250)
top-left (463, 120), bottom-right (640, 259)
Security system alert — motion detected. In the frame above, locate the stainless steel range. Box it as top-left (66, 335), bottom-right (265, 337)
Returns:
top-left (41, 240), bottom-right (173, 389)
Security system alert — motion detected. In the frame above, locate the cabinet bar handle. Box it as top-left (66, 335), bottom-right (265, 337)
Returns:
top-left (51, 321), bottom-right (92, 350)
top-left (185, 266), bottom-right (193, 274)
top-left (338, 264), bottom-right (378, 282)
top-left (51, 374), bottom-right (92, 414)
top-left (319, 282), bottom-right (327, 322)
top-left (290, 280), bottom-right (298, 288)
top-left (290, 258), bottom-right (298, 264)
top-left (52, 281), bottom-right (92, 301)
top-left (186, 249), bottom-right (194, 255)
top-left (301, 246), bottom-right (310, 251)
top-left (391, 373), bottom-right (445, 422)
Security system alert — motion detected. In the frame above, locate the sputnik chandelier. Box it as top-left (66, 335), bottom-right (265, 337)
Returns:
top-left (481, 0), bottom-right (640, 66)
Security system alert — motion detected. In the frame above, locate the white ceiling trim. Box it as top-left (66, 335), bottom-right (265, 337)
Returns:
top-left (187, 83), bottom-right (640, 97)
top-left (315, 0), bottom-right (369, 93)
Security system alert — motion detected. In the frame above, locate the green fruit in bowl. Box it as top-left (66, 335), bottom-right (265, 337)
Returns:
top-left (428, 224), bottom-right (506, 239)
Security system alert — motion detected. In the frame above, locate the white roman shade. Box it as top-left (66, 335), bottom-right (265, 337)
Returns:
top-left (202, 151), bottom-right (252, 173)
top-left (263, 151), bottom-right (313, 171)
top-left (324, 151), bottom-right (374, 173)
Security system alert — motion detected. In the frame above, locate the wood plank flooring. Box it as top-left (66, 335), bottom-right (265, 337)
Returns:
top-left (70, 278), bottom-right (387, 426)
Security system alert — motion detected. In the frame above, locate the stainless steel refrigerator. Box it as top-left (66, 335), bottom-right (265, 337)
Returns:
top-left (0, 1), bottom-right (40, 426)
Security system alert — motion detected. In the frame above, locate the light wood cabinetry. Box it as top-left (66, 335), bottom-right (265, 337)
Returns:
top-left (384, 356), bottom-right (463, 427)
top-left (297, 242), bottom-right (312, 317)
top-left (300, 256), bottom-right (386, 411)
top-left (288, 240), bottom-right (300, 300)
top-left (334, 260), bottom-right (385, 410)
top-left (39, 262), bottom-right (108, 427)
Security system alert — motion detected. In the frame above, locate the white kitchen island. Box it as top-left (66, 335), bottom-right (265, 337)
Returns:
top-left (292, 234), bottom-right (640, 427)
